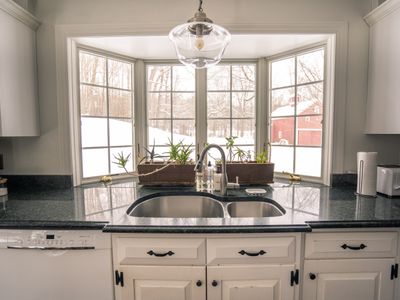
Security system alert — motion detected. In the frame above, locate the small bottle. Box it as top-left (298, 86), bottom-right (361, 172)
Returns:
top-left (196, 172), bottom-right (204, 192)
top-left (207, 161), bottom-right (214, 192)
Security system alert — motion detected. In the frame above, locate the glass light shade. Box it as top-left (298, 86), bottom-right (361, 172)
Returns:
top-left (169, 21), bottom-right (231, 69)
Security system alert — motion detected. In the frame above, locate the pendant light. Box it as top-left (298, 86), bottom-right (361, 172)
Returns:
top-left (169, 0), bottom-right (231, 69)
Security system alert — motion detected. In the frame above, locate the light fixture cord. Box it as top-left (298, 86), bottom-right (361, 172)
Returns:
top-left (198, 0), bottom-right (203, 12)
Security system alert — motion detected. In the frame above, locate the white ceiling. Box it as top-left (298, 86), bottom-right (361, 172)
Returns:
top-left (75, 34), bottom-right (331, 60)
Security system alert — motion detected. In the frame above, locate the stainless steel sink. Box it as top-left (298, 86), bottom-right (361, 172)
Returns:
top-left (128, 195), bottom-right (225, 218)
top-left (227, 201), bottom-right (284, 218)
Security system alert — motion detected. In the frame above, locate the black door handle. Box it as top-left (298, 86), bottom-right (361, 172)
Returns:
top-left (212, 280), bottom-right (218, 287)
top-left (309, 273), bottom-right (316, 280)
top-left (147, 250), bottom-right (175, 257)
top-left (196, 280), bottom-right (202, 287)
top-left (238, 250), bottom-right (266, 256)
top-left (341, 243), bottom-right (367, 250)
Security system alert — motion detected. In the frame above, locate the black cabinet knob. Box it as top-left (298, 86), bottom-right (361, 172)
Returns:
top-left (212, 280), bottom-right (218, 287)
top-left (309, 273), bottom-right (316, 280)
top-left (196, 280), bottom-right (202, 287)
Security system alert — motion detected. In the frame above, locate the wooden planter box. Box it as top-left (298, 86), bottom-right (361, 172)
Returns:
top-left (137, 162), bottom-right (195, 186)
top-left (225, 162), bottom-right (274, 185)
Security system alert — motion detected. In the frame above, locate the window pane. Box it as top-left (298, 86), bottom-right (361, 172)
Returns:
top-left (82, 148), bottom-right (108, 177)
top-left (109, 118), bottom-right (132, 146)
top-left (297, 83), bottom-right (323, 115)
top-left (295, 147), bottom-right (322, 177)
top-left (207, 65), bottom-right (230, 90)
top-left (108, 59), bottom-right (132, 89)
top-left (109, 89), bottom-right (132, 118)
top-left (271, 146), bottom-right (294, 173)
top-left (271, 57), bottom-right (295, 88)
top-left (208, 119), bottom-right (230, 144)
top-left (173, 66), bottom-right (195, 91)
top-left (110, 147), bottom-right (133, 174)
top-left (148, 119), bottom-right (171, 145)
top-left (297, 49), bottom-right (324, 84)
top-left (80, 85), bottom-right (106, 117)
top-left (232, 65), bottom-right (255, 90)
top-left (271, 88), bottom-right (295, 117)
top-left (232, 92), bottom-right (255, 118)
top-left (147, 93), bottom-right (171, 119)
top-left (208, 92), bottom-right (230, 118)
top-left (81, 117), bottom-right (108, 147)
top-left (271, 117), bottom-right (294, 145)
top-left (232, 119), bottom-right (255, 145)
top-left (296, 116), bottom-right (322, 146)
top-left (173, 93), bottom-right (195, 119)
top-left (79, 52), bottom-right (106, 85)
top-left (173, 120), bottom-right (195, 145)
top-left (147, 65), bottom-right (171, 91)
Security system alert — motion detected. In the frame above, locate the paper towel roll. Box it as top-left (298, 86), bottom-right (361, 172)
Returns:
top-left (357, 152), bottom-right (377, 196)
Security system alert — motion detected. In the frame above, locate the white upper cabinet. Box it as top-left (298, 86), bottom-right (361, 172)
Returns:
top-left (365, 0), bottom-right (400, 134)
top-left (0, 0), bottom-right (40, 136)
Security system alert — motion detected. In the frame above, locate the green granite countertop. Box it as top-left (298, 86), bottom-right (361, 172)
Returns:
top-left (1, 179), bottom-right (400, 232)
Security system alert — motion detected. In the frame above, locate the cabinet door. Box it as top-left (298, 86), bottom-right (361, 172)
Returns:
top-left (303, 259), bottom-right (395, 300)
top-left (207, 265), bottom-right (296, 300)
top-left (115, 265), bottom-right (205, 300)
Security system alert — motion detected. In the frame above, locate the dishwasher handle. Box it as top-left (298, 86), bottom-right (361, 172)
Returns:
top-left (7, 246), bottom-right (96, 250)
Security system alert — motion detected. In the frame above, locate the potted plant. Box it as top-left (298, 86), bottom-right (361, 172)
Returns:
top-left (114, 140), bottom-right (196, 186)
top-left (220, 137), bottom-right (275, 185)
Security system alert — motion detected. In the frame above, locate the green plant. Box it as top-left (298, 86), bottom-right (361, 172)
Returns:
top-left (175, 144), bottom-right (193, 165)
top-left (139, 140), bottom-right (167, 163)
top-left (113, 151), bottom-right (131, 173)
top-left (234, 146), bottom-right (247, 162)
top-left (255, 150), bottom-right (268, 163)
top-left (225, 136), bottom-right (237, 162)
top-left (166, 138), bottom-right (182, 161)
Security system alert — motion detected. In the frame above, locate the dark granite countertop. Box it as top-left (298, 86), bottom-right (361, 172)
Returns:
top-left (1, 179), bottom-right (400, 232)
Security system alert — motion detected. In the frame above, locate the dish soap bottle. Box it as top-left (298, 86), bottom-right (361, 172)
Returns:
top-left (207, 161), bottom-right (214, 192)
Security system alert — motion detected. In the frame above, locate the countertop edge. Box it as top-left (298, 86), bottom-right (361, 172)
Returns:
top-left (306, 220), bottom-right (400, 229)
top-left (102, 224), bottom-right (312, 233)
top-left (0, 221), bottom-right (108, 230)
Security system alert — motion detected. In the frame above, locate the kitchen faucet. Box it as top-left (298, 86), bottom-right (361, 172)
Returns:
top-left (194, 144), bottom-right (228, 196)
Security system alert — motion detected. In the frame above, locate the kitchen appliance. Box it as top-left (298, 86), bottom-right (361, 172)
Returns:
top-left (356, 152), bottom-right (378, 197)
top-left (0, 230), bottom-right (114, 300)
top-left (377, 165), bottom-right (400, 197)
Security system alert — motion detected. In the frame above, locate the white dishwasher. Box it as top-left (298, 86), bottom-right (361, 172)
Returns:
top-left (0, 229), bottom-right (114, 300)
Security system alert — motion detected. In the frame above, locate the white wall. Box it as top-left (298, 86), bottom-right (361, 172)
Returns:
top-left (1, 0), bottom-right (400, 176)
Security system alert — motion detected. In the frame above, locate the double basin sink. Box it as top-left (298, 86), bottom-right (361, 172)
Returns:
top-left (127, 193), bottom-right (285, 219)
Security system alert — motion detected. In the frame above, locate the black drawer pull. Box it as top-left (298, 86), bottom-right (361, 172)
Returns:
top-left (341, 243), bottom-right (366, 251)
top-left (238, 250), bottom-right (266, 256)
top-left (147, 250), bottom-right (175, 257)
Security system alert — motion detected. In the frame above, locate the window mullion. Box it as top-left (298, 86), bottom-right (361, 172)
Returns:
top-left (196, 68), bottom-right (207, 156)
top-left (105, 57), bottom-right (111, 175)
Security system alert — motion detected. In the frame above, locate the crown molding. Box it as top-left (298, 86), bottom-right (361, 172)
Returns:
top-left (364, 0), bottom-right (400, 26)
top-left (0, 0), bottom-right (40, 30)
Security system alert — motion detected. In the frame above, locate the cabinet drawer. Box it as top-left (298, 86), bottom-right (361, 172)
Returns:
top-left (114, 237), bottom-right (206, 265)
top-left (207, 237), bottom-right (297, 265)
top-left (305, 232), bottom-right (398, 259)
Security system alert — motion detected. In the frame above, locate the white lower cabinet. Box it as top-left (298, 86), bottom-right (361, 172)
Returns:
top-left (207, 265), bottom-right (296, 300)
top-left (303, 258), bottom-right (396, 300)
top-left (115, 265), bottom-right (206, 300)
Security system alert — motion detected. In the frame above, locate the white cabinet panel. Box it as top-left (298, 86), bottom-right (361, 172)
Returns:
top-left (365, 0), bottom-right (400, 133)
top-left (115, 265), bottom-right (206, 300)
top-left (303, 259), bottom-right (395, 300)
top-left (0, 3), bottom-right (39, 136)
top-left (207, 265), bottom-right (296, 300)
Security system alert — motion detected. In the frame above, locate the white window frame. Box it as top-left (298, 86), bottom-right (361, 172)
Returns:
top-left (266, 42), bottom-right (334, 184)
top-left (70, 44), bottom-right (136, 185)
top-left (144, 62), bottom-right (197, 157)
top-left (205, 62), bottom-right (258, 161)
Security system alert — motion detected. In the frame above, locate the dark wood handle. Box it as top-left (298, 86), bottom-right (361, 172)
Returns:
top-left (238, 250), bottom-right (266, 256)
top-left (341, 243), bottom-right (366, 251)
top-left (147, 250), bottom-right (175, 257)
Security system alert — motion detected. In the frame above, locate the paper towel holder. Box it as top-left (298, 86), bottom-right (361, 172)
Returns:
top-left (356, 158), bottom-right (377, 198)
